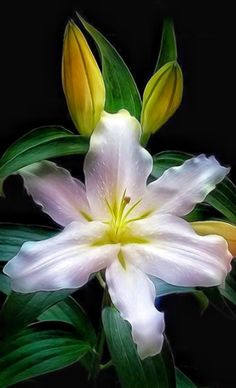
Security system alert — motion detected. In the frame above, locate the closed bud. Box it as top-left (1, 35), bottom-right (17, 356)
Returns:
top-left (62, 20), bottom-right (105, 136)
top-left (141, 61), bottom-right (183, 143)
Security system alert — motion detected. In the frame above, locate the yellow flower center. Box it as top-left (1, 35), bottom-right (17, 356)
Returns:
top-left (91, 190), bottom-right (151, 268)
top-left (103, 189), bottom-right (150, 245)
top-left (105, 190), bottom-right (134, 243)
top-left (91, 190), bottom-right (151, 250)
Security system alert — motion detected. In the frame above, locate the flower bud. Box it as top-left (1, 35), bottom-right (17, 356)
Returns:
top-left (62, 20), bottom-right (105, 136)
top-left (141, 61), bottom-right (183, 143)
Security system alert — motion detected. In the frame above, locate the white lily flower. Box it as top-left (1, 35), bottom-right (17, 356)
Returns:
top-left (4, 110), bottom-right (232, 359)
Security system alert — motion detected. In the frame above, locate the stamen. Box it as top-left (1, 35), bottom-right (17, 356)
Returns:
top-left (117, 189), bottom-right (128, 217)
top-left (122, 198), bottom-right (142, 222)
top-left (113, 189), bottom-right (130, 238)
top-left (124, 196), bottom-right (131, 204)
top-left (126, 210), bottom-right (153, 224)
top-left (105, 198), bottom-right (115, 218)
top-left (104, 189), bottom-right (146, 244)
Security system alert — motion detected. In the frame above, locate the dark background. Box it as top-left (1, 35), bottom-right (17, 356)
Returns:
top-left (0, 0), bottom-right (236, 386)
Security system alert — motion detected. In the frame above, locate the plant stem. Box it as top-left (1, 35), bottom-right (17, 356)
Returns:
top-left (99, 359), bottom-right (113, 371)
top-left (96, 271), bottom-right (106, 289)
top-left (140, 132), bottom-right (150, 147)
top-left (89, 287), bottom-right (110, 383)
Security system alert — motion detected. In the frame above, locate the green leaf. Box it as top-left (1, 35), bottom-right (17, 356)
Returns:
top-left (152, 277), bottom-right (208, 313)
top-left (176, 368), bottom-right (197, 387)
top-left (0, 224), bottom-right (58, 262)
top-left (151, 277), bottom-right (195, 297)
top-left (184, 203), bottom-right (214, 222)
top-left (39, 297), bottom-right (96, 371)
top-left (220, 262), bottom-right (236, 305)
top-left (155, 18), bottom-right (177, 72)
top-left (151, 256), bottom-right (235, 319)
top-left (152, 151), bottom-right (236, 223)
top-left (207, 178), bottom-right (236, 224)
top-left (201, 286), bottom-right (236, 320)
top-left (192, 291), bottom-right (209, 313)
top-left (102, 307), bottom-right (176, 388)
top-left (39, 297), bottom-right (96, 346)
top-left (78, 15), bottom-right (142, 119)
top-left (0, 323), bottom-right (90, 388)
top-left (0, 274), bottom-right (11, 296)
top-left (0, 126), bottom-right (89, 195)
top-left (0, 289), bottom-right (72, 335)
top-left (152, 150), bottom-right (191, 179)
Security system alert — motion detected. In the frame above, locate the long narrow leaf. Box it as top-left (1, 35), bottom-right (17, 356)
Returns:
top-left (201, 286), bottom-right (236, 320)
top-left (0, 126), bottom-right (89, 195)
top-left (176, 368), bottom-right (197, 387)
top-left (220, 262), bottom-right (236, 305)
top-left (78, 15), bottom-right (142, 119)
top-left (0, 290), bottom-right (72, 335)
top-left (155, 18), bottom-right (177, 72)
top-left (39, 297), bottom-right (96, 371)
top-left (0, 224), bottom-right (58, 262)
top-left (39, 297), bottom-right (96, 346)
top-left (0, 274), bottom-right (11, 296)
top-left (102, 307), bottom-right (175, 388)
top-left (151, 277), bottom-right (195, 297)
top-left (0, 323), bottom-right (90, 388)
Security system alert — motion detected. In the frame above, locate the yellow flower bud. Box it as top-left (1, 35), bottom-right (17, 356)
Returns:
top-left (62, 20), bottom-right (105, 136)
top-left (141, 61), bottom-right (183, 143)
top-left (192, 220), bottom-right (236, 257)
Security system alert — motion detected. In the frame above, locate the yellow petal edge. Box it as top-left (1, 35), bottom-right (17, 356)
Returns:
top-left (192, 220), bottom-right (236, 257)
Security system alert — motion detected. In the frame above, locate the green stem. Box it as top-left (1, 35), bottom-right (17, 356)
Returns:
top-left (89, 288), bottom-right (110, 382)
top-left (96, 271), bottom-right (106, 289)
top-left (140, 131), bottom-right (151, 147)
top-left (100, 359), bottom-right (113, 371)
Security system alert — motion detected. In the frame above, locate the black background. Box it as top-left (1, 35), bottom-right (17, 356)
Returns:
top-left (0, 0), bottom-right (236, 387)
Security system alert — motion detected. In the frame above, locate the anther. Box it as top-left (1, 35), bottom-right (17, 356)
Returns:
top-left (124, 196), bottom-right (131, 204)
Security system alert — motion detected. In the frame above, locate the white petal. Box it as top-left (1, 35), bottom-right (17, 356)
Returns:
top-left (144, 155), bottom-right (229, 217)
top-left (123, 214), bottom-right (232, 287)
top-left (4, 221), bottom-right (119, 292)
top-left (106, 259), bottom-right (165, 359)
top-left (19, 161), bottom-right (91, 226)
top-left (84, 110), bottom-right (153, 219)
